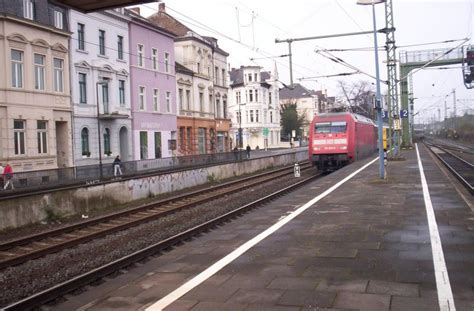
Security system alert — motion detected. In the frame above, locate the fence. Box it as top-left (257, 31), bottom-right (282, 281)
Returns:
top-left (0, 150), bottom-right (247, 194)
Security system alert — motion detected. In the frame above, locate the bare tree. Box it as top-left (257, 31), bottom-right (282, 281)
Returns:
top-left (337, 80), bottom-right (375, 118)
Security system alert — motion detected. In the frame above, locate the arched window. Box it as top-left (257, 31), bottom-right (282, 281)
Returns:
top-left (104, 128), bottom-right (111, 155)
top-left (81, 128), bottom-right (90, 157)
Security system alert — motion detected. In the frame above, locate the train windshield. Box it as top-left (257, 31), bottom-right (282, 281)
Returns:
top-left (315, 121), bottom-right (347, 133)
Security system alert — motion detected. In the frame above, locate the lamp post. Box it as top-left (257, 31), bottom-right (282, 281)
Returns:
top-left (358, 0), bottom-right (385, 179)
top-left (96, 80), bottom-right (108, 179)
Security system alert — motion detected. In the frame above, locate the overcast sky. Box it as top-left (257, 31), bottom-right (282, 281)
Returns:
top-left (136, 0), bottom-right (473, 123)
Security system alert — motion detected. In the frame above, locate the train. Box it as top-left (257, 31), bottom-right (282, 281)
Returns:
top-left (308, 112), bottom-right (378, 171)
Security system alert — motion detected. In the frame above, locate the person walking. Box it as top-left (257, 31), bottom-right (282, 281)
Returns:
top-left (246, 144), bottom-right (251, 159)
top-left (3, 163), bottom-right (14, 190)
top-left (113, 155), bottom-right (123, 176)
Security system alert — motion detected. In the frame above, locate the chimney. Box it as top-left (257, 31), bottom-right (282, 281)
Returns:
top-left (130, 7), bottom-right (140, 15)
top-left (159, 2), bottom-right (166, 12)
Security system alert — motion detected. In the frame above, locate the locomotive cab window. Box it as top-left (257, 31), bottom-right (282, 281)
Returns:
top-left (315, 121), bottom-right (347, 133)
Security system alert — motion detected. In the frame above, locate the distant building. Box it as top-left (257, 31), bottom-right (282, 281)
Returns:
top-left (279, 84), bottom-right (334, 139)
top-left (69, 9), bottom-right (132, 165)
top-left (228, 65), bottom-right (281, 149)
top-left (0, 0), bottom-right (73, 172)
top-left (148, 3), bottom-right (231, 155)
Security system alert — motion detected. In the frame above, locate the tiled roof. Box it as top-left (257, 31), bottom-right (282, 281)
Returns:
top-left (279, 83), bottom-right (314, 100)
top-left (175, 62), bottom-right (194, 75)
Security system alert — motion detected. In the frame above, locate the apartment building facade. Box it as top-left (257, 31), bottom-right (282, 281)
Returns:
top-left (69, 9), bottom-right (132, 166)
top-left (0, 0), bottom-right (72, 172)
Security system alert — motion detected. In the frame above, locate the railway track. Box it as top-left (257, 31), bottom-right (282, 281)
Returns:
top-left (2, 163), bottom-right (320, 311)
top-left (424, 141), bottom-right (474, 194)
top-left (0, 162), bottom-right (311, 270)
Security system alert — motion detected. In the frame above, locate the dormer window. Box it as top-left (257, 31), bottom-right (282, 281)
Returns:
top-left (54, 11), bottom-right (63, 29)
top-left (23, 0), bottom-right (34, 20)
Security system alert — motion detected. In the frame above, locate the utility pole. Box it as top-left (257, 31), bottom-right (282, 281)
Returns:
top-left (384, 0), bottom-right (400, 157)
top-left (452, 88), bottom-right (457, 129)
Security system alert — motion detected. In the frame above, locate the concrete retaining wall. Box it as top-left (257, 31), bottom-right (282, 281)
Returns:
top-left (0, 151), bottom-right (307, 230)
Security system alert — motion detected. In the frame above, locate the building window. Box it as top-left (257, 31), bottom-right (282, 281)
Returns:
top-left (166, 91), bottom-right (171, 113)
top-left (137, 44), bottom-right (144, 67)
top-left (222, 69), bottom-right (226, 86)
top-left (119, 80), bottom-right (125, 106)
top-left (139, 86), bottom-right (145, 110)
top-left (215, 66), bottom-right (219, 84)
top-left (209, 95), bottom-right (213, 113)
top-left (54, 11), bottom-right (63, 29)
top-left (256, 110), bottom-right (259, 122)
top-left (53, 58), bottom-right (64, 92)
top-left (14, 120), bottom-right (26, 155)
top-left (270, 111), bottom-right (273, 123)
top-left (99, 30), bottom-right (105, 55)
top-left (79, 73), bottom-right (87, 103)
top-left (178, 88), bottom-right (184, 109)
top-left (249, 90), bottom-right (253, 102)
top-left (269, 92), bottom-right (272, 105)
top-left (37, 120), bottom-right (48, 154)
top-left (117, 36), bottom-right (124, 60)
top-left (34, 54), bottom-right (45, 90)
top-left (11, 50), bottom-right (23, 88)
top-left (103, 128), bottom-right (111, 155)
top-left (186, 90), bottom-right (191, 110)
top-left (152, 48), bottom-right (157, 70)
top-left (197, 62), bottom-right (201, 73)
top-left (164, 52), bottom-right (170, 73)
top-left (81, 128), bottom-right (90, 156)
top-left (199, 92), bottom-right (204, 112)
top-left (254, 73), bottom-right (258, 82)
top-left (140, 131), bottom-right (148, 160)
top-left (102, 81), bottom-right (109, 113)
top-left (154, 132), bottom-right (161, 158)
top-left (250, 110), bottom-right (255, 122)
top-left (255, 90), bottom-right (259, 102)
top-left (77, 23), bottom-right (85, 50)
top-left (153, 89), bottom-right (159, 112)
top-left (236, 91), bottom-right (241, 104)
top-left (223, 100), bottom-right (227, 118)
top-left (216, 99), bottom-right (221, 118)
top-left (237, 111), bottom-right (241, 125)
top-left (248, 73), bottom-right (252, 82)
top-left (23, 0), bottom-right (34, 20)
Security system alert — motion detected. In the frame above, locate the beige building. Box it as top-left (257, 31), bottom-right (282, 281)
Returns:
top-left (0, 11), bottom-right (72, 172)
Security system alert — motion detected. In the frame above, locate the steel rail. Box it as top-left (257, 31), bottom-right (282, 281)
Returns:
top-left (0, 162), bottom-right (311, 269)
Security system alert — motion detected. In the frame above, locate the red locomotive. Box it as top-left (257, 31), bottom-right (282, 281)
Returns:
top-left (309, 112), bottom-right (377, 171)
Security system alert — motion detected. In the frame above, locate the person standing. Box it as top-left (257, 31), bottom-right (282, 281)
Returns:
top-left (0, 163), bottom-right (4, 190)
top-left (3, 163), bottom-right (14, 190)
top-left (246, 144), bottom-right (251, 159)
top-left (113, 155), bottom-right (123, 176)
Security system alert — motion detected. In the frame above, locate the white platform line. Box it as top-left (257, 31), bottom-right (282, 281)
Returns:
top-left (146, 157), bottom-right (378, 311)
top-left (415, 143), bottom-right (456, 311)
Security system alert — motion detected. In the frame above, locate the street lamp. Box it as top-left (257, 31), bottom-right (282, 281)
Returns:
top-left (96, 79), bottom-right (108, 179)
top-left (358, 0), bottom-right (385, 179)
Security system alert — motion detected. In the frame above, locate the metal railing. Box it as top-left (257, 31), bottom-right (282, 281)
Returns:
top-left (0, 150), bottom-right (248, 195)
top-left (399, 47), bottom-right (464, 64)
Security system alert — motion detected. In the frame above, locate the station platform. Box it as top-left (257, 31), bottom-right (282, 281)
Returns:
top-left (49, 143), bottom-right (474, 311)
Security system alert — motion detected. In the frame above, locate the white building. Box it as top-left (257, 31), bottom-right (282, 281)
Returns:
top-left (69, 9), bottom-right (132, 166)
top-left (228, 65), bottom-right (280, 149)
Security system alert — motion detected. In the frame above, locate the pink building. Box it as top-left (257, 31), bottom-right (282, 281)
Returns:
top-left (127, 9), bottom-right (177, 160)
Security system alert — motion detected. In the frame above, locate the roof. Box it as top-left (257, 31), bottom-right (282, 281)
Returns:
top-left (50, 0), bottom-right (152, 13)
top-left (175, 62), bottom-right (194, 75)
top-left (229, 66), bottom-right (272, 88)
top-left (279, 83), bottom-right (315, 100)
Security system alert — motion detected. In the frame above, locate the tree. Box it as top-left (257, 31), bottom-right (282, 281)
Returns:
top-left (337, 80), bottom-right (375, 118)
top-left (280, 102), bottom-right (307, 140)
